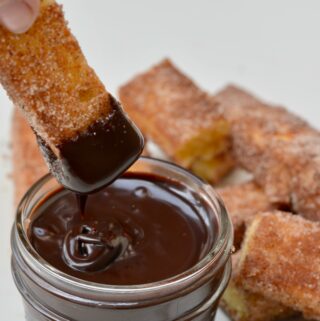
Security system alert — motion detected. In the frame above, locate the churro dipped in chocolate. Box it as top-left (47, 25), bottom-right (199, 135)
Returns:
top-left (119, 59), bottom-right (233, 183)
top-left (216, 85), bottom-right (320, 221)
top-left (237, 211), bottom-right (320, 320)
top-left (12, 108), bottom-right (48, 204)
top-left (221, 253), bottom-right (296, 321)
top-left (1, 0), bottom-right (143, 193)
top-left (217, 181), bottom-right (277, 249)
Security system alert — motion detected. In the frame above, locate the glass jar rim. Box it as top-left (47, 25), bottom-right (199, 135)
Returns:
top-left (14, 157), bottom-right (233, 299)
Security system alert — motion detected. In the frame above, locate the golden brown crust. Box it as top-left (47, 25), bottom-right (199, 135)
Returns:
top-left (12, 108), bottom-right (48, 205)
top-left (284, 135), bottom-right (320, 222)
top-left (215, 85), bottom-right (310, 128)
top-left (0, 0), bottom-right (111, 149)
top-left (215, 85), bottom-right (320, 221)
top-left (217, 181), bottom-right (277, 249)
top-left (119, 59), bottom-right (234, 183)
top-left (221, 253), bottom-right (296, 321)
top-left (237, 211), bottom-right (320, 320)
top-left (119, 59), bottom-right (224, 154)
top-left (215, 85), bottom-right (313, 204)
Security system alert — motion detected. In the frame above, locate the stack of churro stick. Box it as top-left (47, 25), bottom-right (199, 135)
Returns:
top-left (216, 85), bottom-right (320, 221)
top-left (211, 85), bottom-right (320, 319)
top-left (2, 0), bottom-right (143, 194)
top-left (118, 60), bottom-right (320, 320)
top-left (119, 59), bottom-right (234, 183)
top-left (215, 86), bottom-right (320, 320)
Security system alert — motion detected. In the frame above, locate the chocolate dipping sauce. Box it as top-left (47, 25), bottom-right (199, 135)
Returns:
top-left (30, 172), bottom-right (214, 285)
top-left (12, 159), bottom-right (232, 321)
top-left (38, 95), bottom-right (144, 194)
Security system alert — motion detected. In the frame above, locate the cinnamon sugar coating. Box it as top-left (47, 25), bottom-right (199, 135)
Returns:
top-left (221, 253), bottom-right (296, 321)
top-left (237, 211), bottom-right (320, 320)
top-left (119, 59), bottom-right (234, 183)
top-left (216, 85), bottom-right (320, 221)
top-left (0, 0), bottom-right (111, 149)
top-left (119, 59), bottom-right (221, 149)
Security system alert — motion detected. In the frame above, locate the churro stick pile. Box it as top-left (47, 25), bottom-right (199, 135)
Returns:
top-left (213, 85), bottom-right (320, 319)
top-left (119, 59), bottom-right (234, 183)
top-left (117, 60), bottom-right (320, 320)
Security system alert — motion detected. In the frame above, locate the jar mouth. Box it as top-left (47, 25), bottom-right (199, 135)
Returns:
top-left (14, 157), bottom-right (233, 296)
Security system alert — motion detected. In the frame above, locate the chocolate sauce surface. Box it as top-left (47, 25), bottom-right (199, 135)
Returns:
top-left (38, 95), bottom-right (144, 194)
top-left (30, 173), bottom-right (213, 285)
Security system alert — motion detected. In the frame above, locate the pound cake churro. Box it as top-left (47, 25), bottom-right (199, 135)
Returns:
top-left (0, 0), bottom-right (143, 193)
top-left (217, 181), bottom-right (277, 249)
top-left (221, 253), bottom-right (296, 321)
top-left (218, 183), bottom-right (296, 321)
top-left (216, 85), bottom-right (320, 221)
top-left (237, 211), bottom-right (320, 320)
top-left (119, 59), bottom-right (234, 183)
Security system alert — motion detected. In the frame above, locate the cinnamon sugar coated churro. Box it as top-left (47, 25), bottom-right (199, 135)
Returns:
top-left (217, 181), bottom-right (277, 249)
top-left (218, 182), bottom-right (296, 320)
top-left (12, 108), bottom-right (48, 204)
top-left (119, 59), bottom-right (234, 183)
top-left (0, 0), bottom-right (143, 193)
top-left (221, 253), bottom-right (296, 321)
top-left (215, 85), bottom-right (320, 221)
top-left (237, 211), bottom-right (320, 320)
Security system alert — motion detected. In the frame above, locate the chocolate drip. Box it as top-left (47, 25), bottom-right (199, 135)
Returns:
top-left (76, 194), bottom-right (87, 217)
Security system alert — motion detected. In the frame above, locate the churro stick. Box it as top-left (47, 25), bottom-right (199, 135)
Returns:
top-left (12, 108), bottom-right (48, 204)
top-left (221, 253), bottom-right (296, 321)
top-left (215, 85), bottom-right (313, 204)
top-left (119, 59), bottom-right (234, 183)
top-left (237, 211), bottom-right (320, 320)
top-left (215, 85), bottom-right (320, 221)
top-left (1, 0), bottom-right (143, 193)
top-left (218, 183), bottom-right (296, 320)
top-left (217, 181), bottom-right (277, 249)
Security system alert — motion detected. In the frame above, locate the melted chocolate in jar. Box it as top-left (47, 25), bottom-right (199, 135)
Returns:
top-left (30, 173), bottom-right (214, 285)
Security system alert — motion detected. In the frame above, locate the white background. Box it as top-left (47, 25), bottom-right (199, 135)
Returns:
top-left (1, 0), bottom-right (320, 320)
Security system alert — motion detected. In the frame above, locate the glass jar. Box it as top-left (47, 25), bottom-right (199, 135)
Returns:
top-left (11, 157), bottom-right (233, 321)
